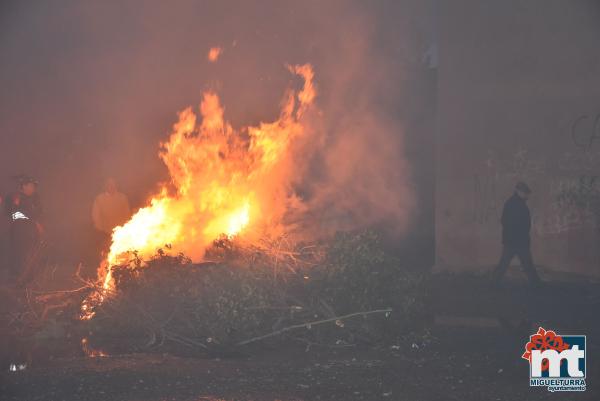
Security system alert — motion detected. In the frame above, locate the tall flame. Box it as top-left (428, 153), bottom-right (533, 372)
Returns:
top-left (99, 64), bottom-right (316, 291)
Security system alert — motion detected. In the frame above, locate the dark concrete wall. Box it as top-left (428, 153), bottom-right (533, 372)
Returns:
top-left (436, 1), bottom-right (600, 276)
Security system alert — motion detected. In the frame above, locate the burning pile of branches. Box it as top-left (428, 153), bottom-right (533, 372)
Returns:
top-left (83, 230), bottom-right (426, 355)
top-left (2, 63), bottom-right (426, 362)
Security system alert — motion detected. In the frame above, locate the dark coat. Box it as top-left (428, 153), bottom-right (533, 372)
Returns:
top-left (5, 192), bottom-right (43, 280)
top-left (4, 192), bottom-right (43, 223)
top-left (501, 192), bottom-right (531, 248)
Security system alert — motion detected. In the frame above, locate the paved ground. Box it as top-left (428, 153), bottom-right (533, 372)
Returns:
top-left (1, 273), bottom-right (598, 401)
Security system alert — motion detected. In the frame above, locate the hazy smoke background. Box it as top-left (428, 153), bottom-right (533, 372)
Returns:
top-left (0, 0), bottom-right (435, 266)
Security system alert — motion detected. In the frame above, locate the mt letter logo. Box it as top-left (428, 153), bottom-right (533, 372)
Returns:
top-left (522, 327), bottom-right (586, 392)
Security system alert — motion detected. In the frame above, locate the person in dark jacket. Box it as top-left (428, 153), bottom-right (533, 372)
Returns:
top-left (491, 182), bottom-right (542, 287)
top-left (4, 175), bottom-right (44, 287)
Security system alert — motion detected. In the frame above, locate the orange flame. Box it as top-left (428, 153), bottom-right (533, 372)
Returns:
top-left (98, 64), bottom-right (316, 292)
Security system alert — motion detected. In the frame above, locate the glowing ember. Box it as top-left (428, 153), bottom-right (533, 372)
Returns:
top-left (207, 47), bottom-right (222, 62)
top-left (95, 64), bottom-right (315, 296)
top-left (81, 337), bottom-right (108, 358)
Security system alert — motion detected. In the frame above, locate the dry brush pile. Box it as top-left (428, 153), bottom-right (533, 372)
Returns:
top-left (84, 230), bottom-right (428, 355)
top-left (2, 230), bottom-right (429, 361)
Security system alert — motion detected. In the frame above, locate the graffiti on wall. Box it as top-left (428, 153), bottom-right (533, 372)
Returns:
top-left (472, 145), bottom-right (600, 237)
top-left (533, 175), bottom-right (599, 236)
top-left (571, 113), bottom-right (600, 151)
top-left (461, 110), bottom-right (600, 273)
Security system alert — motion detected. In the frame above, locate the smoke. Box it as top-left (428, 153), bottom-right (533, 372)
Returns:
top-left (0, 0), bottom-right (422, 260)
top-left (292, 8), bottom-right (416, 236)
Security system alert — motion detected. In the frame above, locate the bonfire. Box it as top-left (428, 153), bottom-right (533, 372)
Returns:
top-left (14, 63), bottom-right (425, 358)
